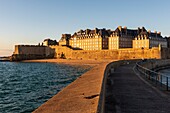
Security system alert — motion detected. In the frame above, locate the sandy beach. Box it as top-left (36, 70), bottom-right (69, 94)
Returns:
top-left (22, 59), bottom-right (114, 66)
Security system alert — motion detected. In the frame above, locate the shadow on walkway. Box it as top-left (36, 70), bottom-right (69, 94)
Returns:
top-left (105, 63), bottom-right (170, 113)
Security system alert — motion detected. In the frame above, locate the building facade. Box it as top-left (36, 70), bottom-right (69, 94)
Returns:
top-left (133, 30), bottom-right (167, 49)
top-left (43, 39), bottom-right (58, 46)
top-left (57, 26), bottom-right (168, 50)
top-left (109, 26), bottom-right (139, 50)
top-left (59, 34), bottom-right (71, 46)
top-left (68, 28), bottom-right (111, 50)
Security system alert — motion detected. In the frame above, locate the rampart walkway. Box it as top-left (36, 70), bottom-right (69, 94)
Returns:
top-left (105, 63), bottom-right (170, 113)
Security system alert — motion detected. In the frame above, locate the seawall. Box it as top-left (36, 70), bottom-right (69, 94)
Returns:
top-left (138, 59), bottom-right (170, 70)
top-left (32, 59), bottom-right (138, 113)
top-left (98, 59), bottom-right (170, 113)
top-left (33, 60), bottom-right (110, 113)
top-left (30, 59), bottom-right (170, 113)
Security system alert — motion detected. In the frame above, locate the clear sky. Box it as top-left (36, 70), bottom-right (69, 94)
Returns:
top-left (0, 0), bottom-right (170, 56)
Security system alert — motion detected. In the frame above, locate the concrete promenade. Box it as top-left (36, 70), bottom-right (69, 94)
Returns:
top-left (105, 63), bottom-right (170, 113)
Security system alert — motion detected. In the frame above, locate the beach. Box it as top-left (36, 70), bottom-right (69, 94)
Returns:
top-left (22, 59), bottom-right (113, 66)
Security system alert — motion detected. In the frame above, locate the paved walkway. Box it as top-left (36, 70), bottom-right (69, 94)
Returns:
top-left (105, 63), bottom-right (170, 113)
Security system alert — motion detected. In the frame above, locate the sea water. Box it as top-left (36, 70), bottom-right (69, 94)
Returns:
top-left (158, 68), bottom-right (170, 85)
top-left (0, 62), bottom-right (91, 113)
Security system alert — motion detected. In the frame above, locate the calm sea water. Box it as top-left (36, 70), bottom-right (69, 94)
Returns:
top-left (159, 69), bottom-right (170, 76)
top-left (157, 68), bottom-right (170, 86)
top-left (0, 62), bottom-right (91, 113)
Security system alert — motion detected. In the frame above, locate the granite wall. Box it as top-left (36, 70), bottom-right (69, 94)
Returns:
top-left (51, 45), bottom-right (162, 60)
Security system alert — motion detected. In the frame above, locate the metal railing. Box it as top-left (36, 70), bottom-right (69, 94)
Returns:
top-left (136, 61), bottom-right (170, 91)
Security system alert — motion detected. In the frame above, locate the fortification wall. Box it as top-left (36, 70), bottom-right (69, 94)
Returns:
top-left (13, 45), bottom-right (46, 55)
top-left (11, 45), bottom-right (55, 61)
top-left (51, 45), bottom-right (162, 60)
top-left (12, 45), bottom-right (170, 61)
top-left (50, 45), bottom-right (73, 58)
top-left (138, 59), bottom-right (170, 70)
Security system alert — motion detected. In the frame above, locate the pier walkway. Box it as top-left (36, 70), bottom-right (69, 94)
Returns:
top-left (105, 63), bottom-right (170, 113)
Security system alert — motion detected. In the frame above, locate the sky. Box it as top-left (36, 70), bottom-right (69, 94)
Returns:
top-left (0, 0), bottom-right (170, 56)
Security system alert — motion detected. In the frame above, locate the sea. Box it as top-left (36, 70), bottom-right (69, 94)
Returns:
top-left (158, 68), bottom-right (170, 85)
top-left (0, 62), bottom-right (92, 113)
top-left (159, 68), bottom-right (170, 76)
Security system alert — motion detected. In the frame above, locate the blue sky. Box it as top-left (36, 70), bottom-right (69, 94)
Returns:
top-left (0, 0), bottom-right (170, 56)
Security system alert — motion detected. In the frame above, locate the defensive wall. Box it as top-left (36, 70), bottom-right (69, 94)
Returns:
top-left (11, 44), bottom-right (170, 61)
top-left (11, 45), bottom-right (55, 61)
top-left (51, 45), bottom-right (162, 60)
top-left (137, 59), bottom-right (170, 70)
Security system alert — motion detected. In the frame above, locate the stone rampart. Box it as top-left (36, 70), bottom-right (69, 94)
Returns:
top-left (138, 59), bottom-right (170, 70)
top-left (12, 45), bottom-right (170, 61)
top-left (51, 45), bottom-right (162, 60)
top-left (11, 45), bottom-right (55, 61)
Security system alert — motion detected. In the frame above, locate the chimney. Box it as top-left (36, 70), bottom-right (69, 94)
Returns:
top-left (124, 26), bottom-right (127, 35)
top-left (158, 32), bottom-right (161, 35)
top-left (86, 29), bottom-right (90, 34)
top-left (148, 30), bottom-right (151, 34)
top-left (157, 32), bottom-right (161, 37)
top-left (118, 26), bottom-right (122, 31)
top-left (154, 31), bottom-right (157, 37)
top-left (95, 28), bottom-right (98, 34)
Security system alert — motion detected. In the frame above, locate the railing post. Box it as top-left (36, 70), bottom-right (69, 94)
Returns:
top-left (148, 71), bottom-right (151, 80)
top-left (155, 75), bottom-right (157, 85)
top-left (166, 77), bottom-right (168, 91)
top-left (146, 70), bottom-right (148, 78)
top-left (160, 75), bottom-right (162, 87)
top-left (136, 62), bottom-right (168, 91)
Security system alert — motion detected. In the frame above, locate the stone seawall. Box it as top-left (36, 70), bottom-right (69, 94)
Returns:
top-left (138, 59), bottom-right (170, 70)
top-left (33, 61), bottom-right (109, 113)
top-left (32, 60), bottom-right (139, 113)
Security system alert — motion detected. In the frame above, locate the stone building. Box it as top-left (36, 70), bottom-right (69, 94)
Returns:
top-left (12, 45), bottom-right (55, 61)
top-left (58, 26), bottom-right (168, 50)
top-left (108, 26), bottom-right (139, 50)
top-left (68, 28), bottom-right (112, 50)
top-left (133, 29), bottom-right (167, 49)
top-left (59, 34), bottom-right (71, 46)
top-left (42, 39), bottom-right (58, 46)
top-left (165, 36), bottom-right (170, 48)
